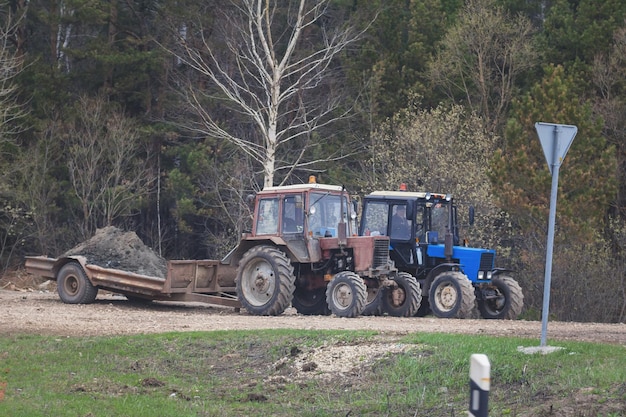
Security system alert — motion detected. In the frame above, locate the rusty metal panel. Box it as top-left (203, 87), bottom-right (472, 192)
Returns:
top-left (193, 261), bottom-right (219, 289)
top-left (166, 260), bottom-right (237, 293)
top-left (168, 260), bottom-right (220, 292)
top-left (215, 263), bottom-right (237, 288)
top-left (346, 236), bottom-right (375, 273)
top-left (165, 261), bottom-right (194, 291)
top-left (86, 264), bottom-right (165, 296)
top-left (163, 292), bottom-right (241, 308)
top-left (305, 238), bottom-right (322, 263)
top-left (24, 256), bottom-right (57, 279)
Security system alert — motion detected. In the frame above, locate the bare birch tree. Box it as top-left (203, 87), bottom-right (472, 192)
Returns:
top-left (171, 0), bottom-right (368, 187)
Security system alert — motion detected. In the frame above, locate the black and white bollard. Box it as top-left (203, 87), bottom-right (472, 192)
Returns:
top-left (469, 354), bottom-right (490, 417)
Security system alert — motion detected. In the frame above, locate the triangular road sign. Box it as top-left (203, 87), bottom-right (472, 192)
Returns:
top-left (535, 122), bottom-right (577, 175)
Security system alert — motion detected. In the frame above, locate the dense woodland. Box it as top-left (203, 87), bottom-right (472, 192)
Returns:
top-left (0, 0), bottom-right (625, 322)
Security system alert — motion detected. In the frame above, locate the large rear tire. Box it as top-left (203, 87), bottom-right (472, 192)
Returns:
top-left (236, 245), bottom-right (295, 316)
top-left (429, 271), bottom-right (475, 319)
top-left (292, 287), bottom-right (330, 315)
top-left (381, 272), bottom-right (422, 317)
top-left (56, 262), bottom-right (98, 304)
top-left (326, 271), bottom-right (366, 318)
top-left (477, 276), bottom-right (524, 319)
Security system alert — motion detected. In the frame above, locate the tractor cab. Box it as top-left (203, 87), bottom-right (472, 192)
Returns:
top-left (253, 182), bottom-right (350, 238)
top-left (227, 177), bottom-right (420, 318)
top-left (249, 178), bottom-right (354, 265)
top-left (360, 190), bottom-right (461, 278)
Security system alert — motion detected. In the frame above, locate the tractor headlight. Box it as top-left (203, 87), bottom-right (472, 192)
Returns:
top-left (478, 271), bottom-right (493, 280)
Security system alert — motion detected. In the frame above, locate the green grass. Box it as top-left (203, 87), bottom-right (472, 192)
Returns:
top-left (0, 330), bottom-right (624, 416)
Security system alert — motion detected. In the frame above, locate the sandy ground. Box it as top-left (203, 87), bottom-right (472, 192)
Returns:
top-left (1, 289), bottom-right (624, 347)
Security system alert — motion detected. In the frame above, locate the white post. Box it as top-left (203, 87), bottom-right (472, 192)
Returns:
top-left (469, 354), bottom-right (490, 417)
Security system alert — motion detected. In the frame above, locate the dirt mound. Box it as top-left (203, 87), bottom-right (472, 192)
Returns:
top-left (62, 226), bottom-right (168, 278)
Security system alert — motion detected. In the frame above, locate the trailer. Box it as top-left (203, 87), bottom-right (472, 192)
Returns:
top-left (24, 255), bottom-right (242, 309)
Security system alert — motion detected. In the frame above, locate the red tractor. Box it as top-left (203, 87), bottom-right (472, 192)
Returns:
top-left (227, 177), bottom-right (422, 317)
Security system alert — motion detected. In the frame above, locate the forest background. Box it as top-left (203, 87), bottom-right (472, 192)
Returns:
top-left (0, 0), bottom-right (624, 323)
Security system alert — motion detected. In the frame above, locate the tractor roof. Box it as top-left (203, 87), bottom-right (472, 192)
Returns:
top-left (259, 183), bottom-right (344, 194)
top-left (367, 191), bottom-right (451, 200)
top-left (369, 191), bottom-right (427, 198)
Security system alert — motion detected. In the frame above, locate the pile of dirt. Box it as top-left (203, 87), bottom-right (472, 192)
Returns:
top-left (62, 226), bottom-right (168, 278)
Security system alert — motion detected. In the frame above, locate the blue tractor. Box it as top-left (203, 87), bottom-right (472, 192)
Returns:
top-left (359, 188), bottom-right (523, 319)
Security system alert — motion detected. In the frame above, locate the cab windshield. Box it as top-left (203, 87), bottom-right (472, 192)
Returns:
top-left (308, 192), bottom-right (350, 237)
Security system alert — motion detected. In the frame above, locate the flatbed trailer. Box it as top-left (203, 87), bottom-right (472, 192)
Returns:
top-left (24, 256), bottom-right (242, 309)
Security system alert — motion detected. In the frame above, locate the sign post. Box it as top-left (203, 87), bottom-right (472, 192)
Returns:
top-left (535, 122), bottom-right (577, 347)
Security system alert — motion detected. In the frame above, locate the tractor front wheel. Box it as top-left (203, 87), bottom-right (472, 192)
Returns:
top-left (381, 272), bottom-right (422, 317)
top-left (429, 271), bottom-right (475, 319)
top-left (326, 272), bottom-right (366, 318)
top-left (236, 245), bottom-right (295, 316)
top-left (477, 276), bottom-right (524, 319)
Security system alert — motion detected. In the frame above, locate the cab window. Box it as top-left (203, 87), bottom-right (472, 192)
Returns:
top-left (430, 203), bottom-right (449, 243)
top-left (390, 204), bottom-right (411, 240)
top-left (309, 193), bottom-right (350, 237)
top-left (282, 195), bottom-right (304, 233)
top-left (362, 201), bottom-right (389, 236)
top-left (256, 198), bottom-right (279, 235)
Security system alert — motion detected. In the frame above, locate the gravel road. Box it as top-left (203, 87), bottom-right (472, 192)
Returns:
top-left (1, 290), bottom-right (624, 346)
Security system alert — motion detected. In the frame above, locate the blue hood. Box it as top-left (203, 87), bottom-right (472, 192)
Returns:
top-left (427, 245), bottom-right (495, 281)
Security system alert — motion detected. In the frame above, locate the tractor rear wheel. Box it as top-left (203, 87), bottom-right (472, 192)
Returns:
top-left (56, 262), bottom-right (98, 304)
top-left (381, 272), bottom-right (422, 317)
top-left (236, 245), bottom-right (295, 316)
top-left (477, 276), bottom-right (524, 319)
top-left (429, 271), bottom-right (475, 318)
top-left (292, 287), bottom-right (330, 315)
top-left (326, 271), bottom-right (366, 318)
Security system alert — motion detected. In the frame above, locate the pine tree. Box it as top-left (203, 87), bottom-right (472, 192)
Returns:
top-left (492, 64), bottom-right (617, 240)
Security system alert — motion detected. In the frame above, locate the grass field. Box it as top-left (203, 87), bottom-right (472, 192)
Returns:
top-left (0, 330), bottom-right (624, 416)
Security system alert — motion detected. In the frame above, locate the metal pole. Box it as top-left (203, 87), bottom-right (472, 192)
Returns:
top-left (540, 126), bottom-right (560, 347)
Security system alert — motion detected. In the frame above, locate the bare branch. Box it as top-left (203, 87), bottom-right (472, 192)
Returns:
top-left (168, 0), bottom-right (372, 187)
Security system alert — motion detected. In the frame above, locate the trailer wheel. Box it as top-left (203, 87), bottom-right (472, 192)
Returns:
top-left (381, 272), bottom-right (422, 317)
top-left (361, 286), bottom-right (383, 316)
top-left (56, 262), bottom-right (98, 304)
top-left (236, 245), bottom-right (295, 316)
top-left (326, 271), bottom-right (366, 318)
top-left (292, 287), bottom-right (330, 315)
top-left (429, 271), bottom-right (475, 319)
top-left (477, 276), bottom-right (524, 320)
